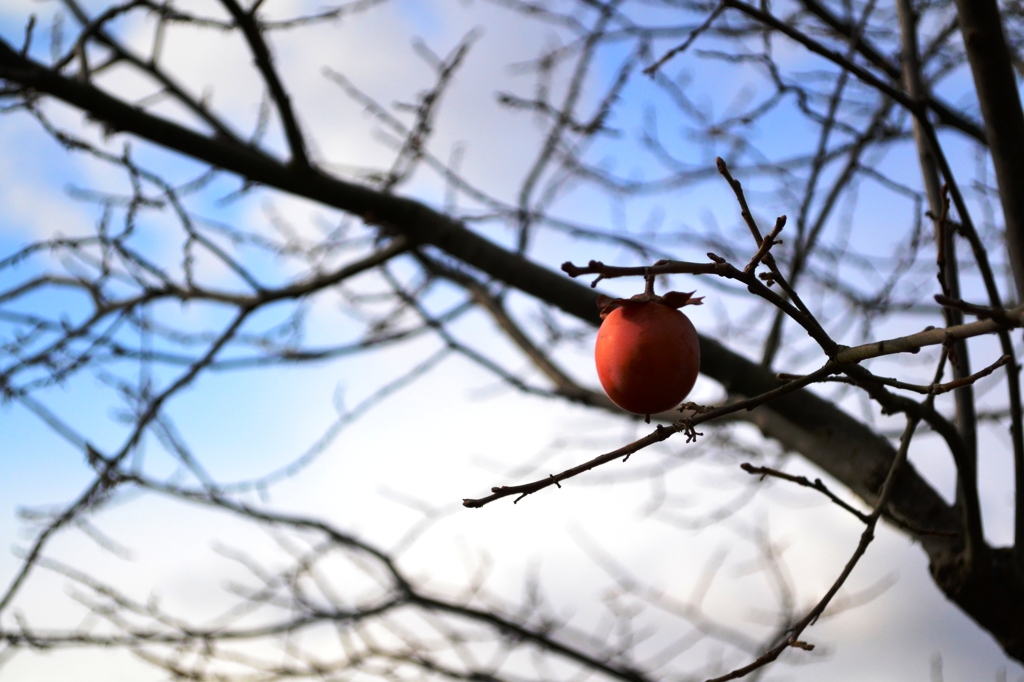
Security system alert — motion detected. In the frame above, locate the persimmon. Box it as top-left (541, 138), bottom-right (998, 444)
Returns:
top-left (594, 289), bottom-right (701, 416)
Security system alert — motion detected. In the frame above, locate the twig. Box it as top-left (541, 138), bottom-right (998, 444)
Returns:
top-left (417, 252), bottom-right (596, 403)
top-left (715, 158), bottom-right (818, 328)
top-left (219, 0), bottom-right (310, 169)
top-left (866, 355), bottom-right (1009, 396)
top-left (796, 0), bottom-right (985, 143)
top-left (715, 157), bottom-right (771, 254)
top-left (706, 414), bottom-right (920, 681)
top-left (0, 308), bottom-right (250, 616)
top-left (562, 257), bottom-right (835, 354)
top-left (744, 216), bottom-right (785, 274)
top-left (20, 15), bottom-right (35, 57)
top-left (463, 364), bottom-right (838, 508)
top-left (720, 0), bottom-right (917, 113)
top-left (935, 294), bottom-right (1015, 325)
top-left (740, 464), bottom-right (868, 522)
top-left (643, 3), bottom-right (725, 76)
top-left (934, 186), bottom-right (952, 299)
top-left (741, 463), bottom-right (959, 537)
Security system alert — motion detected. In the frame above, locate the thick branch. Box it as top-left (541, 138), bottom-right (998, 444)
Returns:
top-left (952, 0), bottom-right (1024, 569)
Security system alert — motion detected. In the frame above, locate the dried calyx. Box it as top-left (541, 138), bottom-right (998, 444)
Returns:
top-left (597, 277), bottom-right (703, 319)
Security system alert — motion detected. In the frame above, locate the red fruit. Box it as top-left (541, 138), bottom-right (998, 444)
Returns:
top-left (595, 300), bottom-right (700, 415)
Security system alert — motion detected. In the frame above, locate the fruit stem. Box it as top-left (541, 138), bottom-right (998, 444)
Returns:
top-left (644, 270), bottom-right (656, 297)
